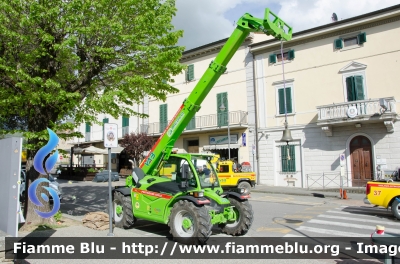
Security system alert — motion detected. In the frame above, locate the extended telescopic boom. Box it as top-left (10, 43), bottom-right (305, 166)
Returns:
top-left (140, 8), bottom-right (292, 175)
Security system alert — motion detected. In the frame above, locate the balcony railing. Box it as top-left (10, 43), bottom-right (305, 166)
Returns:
top-left (141, 110), bottom-right (248, 135)
top-left (317, 97), bottom-right (396, 122)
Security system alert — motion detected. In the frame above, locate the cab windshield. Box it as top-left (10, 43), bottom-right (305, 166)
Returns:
top-left (191, 156), bottom-right (220, 189)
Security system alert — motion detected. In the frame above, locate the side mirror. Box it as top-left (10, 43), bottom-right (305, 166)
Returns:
top-left (181, 164), bottom-right (190, 180)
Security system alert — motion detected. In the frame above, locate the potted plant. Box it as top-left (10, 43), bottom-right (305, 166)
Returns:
top-left (85, 167), bottom-right (97, 181)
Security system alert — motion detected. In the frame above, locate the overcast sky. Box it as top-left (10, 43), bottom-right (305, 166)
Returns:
top-left (172, 0), bottom-right (399, 51)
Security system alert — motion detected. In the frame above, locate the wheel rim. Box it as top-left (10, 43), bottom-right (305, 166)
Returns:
top-left (225, 206), bottom-right (240, 228)
top-left (114, 202), bottom-right (123, 222)
top-left (174, 210), bottom-right (195, 237)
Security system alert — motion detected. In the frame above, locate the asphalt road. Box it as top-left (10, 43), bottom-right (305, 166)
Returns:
top-left (58, 178), bottom-right (400, 239)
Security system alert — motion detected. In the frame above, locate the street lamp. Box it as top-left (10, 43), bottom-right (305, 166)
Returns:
top-left (279, 40), bottom-right (293, 146)
top-left (219, 98), bottom-right (230, 160)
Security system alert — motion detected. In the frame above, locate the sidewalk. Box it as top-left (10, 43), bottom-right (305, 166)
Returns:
top-left (251, 184), bottom-right (365, 199)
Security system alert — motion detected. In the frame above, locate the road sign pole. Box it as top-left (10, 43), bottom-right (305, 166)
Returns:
top-left (104, 123), bottom-right (118, 237)
top-left (107, 147), bottom-right (114, 236)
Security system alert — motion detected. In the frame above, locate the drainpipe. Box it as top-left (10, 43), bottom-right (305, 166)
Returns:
top-left (252, 52), bottom-right (261, 185)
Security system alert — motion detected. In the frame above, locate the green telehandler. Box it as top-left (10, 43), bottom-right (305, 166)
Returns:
top-left (112, 8), bottom-right (292, 245)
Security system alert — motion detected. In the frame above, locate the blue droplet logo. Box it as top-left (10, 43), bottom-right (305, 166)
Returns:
top-left (33, 128), bottom-right (59, 175)
top-left (28, 178), bottom-right (60, 218)
top-left (29, 128), bottom-right (60, 218)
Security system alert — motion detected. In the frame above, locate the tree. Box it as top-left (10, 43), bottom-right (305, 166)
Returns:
top-left (120, 132), bottom-right (156, 167)
top-left (0, 0), bottom-right (185, 225)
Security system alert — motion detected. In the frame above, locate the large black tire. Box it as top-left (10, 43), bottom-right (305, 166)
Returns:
top-left (113, 191), bottom-right (135, 229)
top-left (391, 197), bottom-right (400, 220)
top-left (168, 200), bottom-right (212, 245)
top-left (220, 197), bottom-right (253, 236)
top-left (238, 181), bottom-right (252, 195)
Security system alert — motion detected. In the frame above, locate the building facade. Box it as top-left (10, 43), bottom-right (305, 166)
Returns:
top-left (248, 4), bottom-right (400, 187)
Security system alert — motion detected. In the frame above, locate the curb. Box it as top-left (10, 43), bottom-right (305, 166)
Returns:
top-left (251, 189), bottom-right (340, 198)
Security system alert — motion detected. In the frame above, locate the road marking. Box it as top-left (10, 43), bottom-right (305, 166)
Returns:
top-left (333, 207), bottom-right (391, 214)
top-left (326, 209), bottom-right (392, 216)
top-left (308, 219), bottom-right (399, 233)
top-left (296, 226), bottom-right (368, 237)
top-left (318, 214), bottom-right (400, 226)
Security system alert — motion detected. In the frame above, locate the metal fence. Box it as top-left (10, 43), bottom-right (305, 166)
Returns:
top-left (306, 171), bottom-right (375, 190)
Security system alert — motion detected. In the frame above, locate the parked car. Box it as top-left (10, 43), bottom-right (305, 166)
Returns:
top-left (20, 169), bottom-right (63, 203)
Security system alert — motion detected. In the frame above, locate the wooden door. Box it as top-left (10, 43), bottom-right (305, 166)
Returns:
top-left (350, 136), bottom-right (372, 186)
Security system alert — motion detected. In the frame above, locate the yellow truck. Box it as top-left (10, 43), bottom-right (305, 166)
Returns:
top-left (157, 155), bottom-right (256, 194)
top-left (213, 158), bottom-right (256, 195)
top-left (364, 177), bottom-right (400, 220)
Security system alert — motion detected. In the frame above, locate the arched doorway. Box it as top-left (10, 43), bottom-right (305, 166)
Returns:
top-left (350, 136), bottom-right (373, 186)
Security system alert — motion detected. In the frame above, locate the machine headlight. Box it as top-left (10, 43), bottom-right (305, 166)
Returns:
top-left (193, 191), bottom-right (204, 198)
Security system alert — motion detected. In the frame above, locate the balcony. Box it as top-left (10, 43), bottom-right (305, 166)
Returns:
top-left (317, 97), bottom-right (397, 135)
top-left (141, 110), bottom-right (248, 135)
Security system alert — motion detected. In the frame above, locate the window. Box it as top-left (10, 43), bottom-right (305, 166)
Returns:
top-left (217, 92), bottom-right (228, 126)
top-left (334, 32), bottom-right (367, 50)
top-left (339, 61), bottom-right (367, 102)
top-left (186, 64), bottom-right (194, 81)
top-left (277, 87), bottom-right (293, 115)
top-left (281, 145), bottom-right (296, 172)
top-left (159, 104), bottom-right (168, 132)
top-left (122, 116), bottom-right (129, 136)
top-left (85, 122), bottom-right (91, 142)
top-left (122, 116), bottom-right (129, 127)
top-left (85, 122), bottom-right (91, 133)
top-left (269, 50), bottom-right (295, 64)
top-left (346, 75), bottom-right (364, 102)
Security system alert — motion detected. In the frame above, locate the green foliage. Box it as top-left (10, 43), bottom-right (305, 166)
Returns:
top-left (0, 0), bottom-right (185, 150)
top-left (87, 168), bottom-right (97, 173)
top-left (54, 210), bottom-right (62, 222)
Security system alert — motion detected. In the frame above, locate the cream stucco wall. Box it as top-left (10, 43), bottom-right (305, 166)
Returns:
top-left (257, 19), bottom-right (400, 128)
top-left (148, 45), bottom-right (250, 124)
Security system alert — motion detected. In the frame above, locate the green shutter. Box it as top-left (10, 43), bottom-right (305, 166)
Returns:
top-left (281, 145), bottom-right (287, 172)
top-left (346, 76), bottom-right (355, 102)
top-left (217, 92), bottom-right (228, 126)
top-left (354, 75), bottom-right (364, 100)
top-left (285, 87), bottom-right (292, 114)
top-left (346, 76), bottom-right (364, 101)
top-left (102, 118), bottom-right (108, 139)
top-left (334, 38), bottom-right (343, 49)
top-left (278, 88), bottom-right (292, 114)
top-left (358, 32), bottom-right (367, 45)
top-left (281, 145), bottom-right (296, 172)
top-left (269, 54), bottom-right (276, 64)
top-left (186, 64), bottom-right (194, 81)
top-left (278, 89), bottom-right (285, 114)
top-left (85, 122), bottom-right (91, 133)
top-left (186, 116), bottom-right (196, 130)
top-left (288, 50), bottom-right (295, 60)
top-left (122, 116), bottom-right (129, 127)
top-left (159, 104), bottom-right (168, 132)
